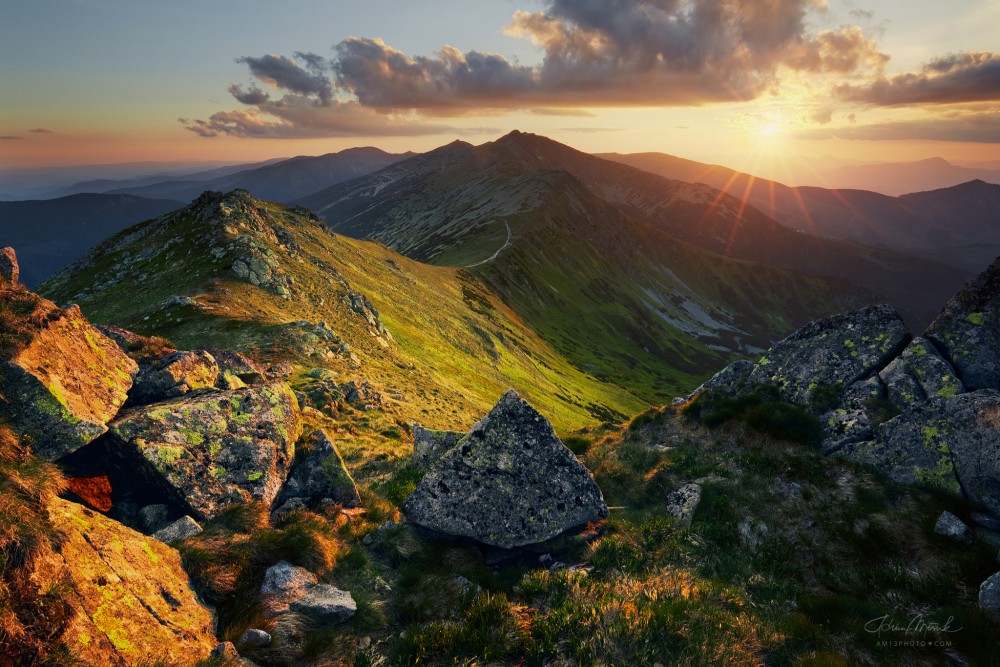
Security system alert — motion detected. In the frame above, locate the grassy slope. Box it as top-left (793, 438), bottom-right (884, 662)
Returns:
top-left (39, 192), bottom-right (642, 432)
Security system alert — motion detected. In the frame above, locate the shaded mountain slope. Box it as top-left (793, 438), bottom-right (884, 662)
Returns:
top-left (108, 147), bottom-right (410, 204)
top-left (0, 193), bottom-right (184, 287)
top-left (601, 151), bottom-right (1000, 274)
top-left (39, 190), bottom-right (643, 431)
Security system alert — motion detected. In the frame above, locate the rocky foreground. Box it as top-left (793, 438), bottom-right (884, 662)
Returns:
top-left (3, 241), bottom-right (1000, 665)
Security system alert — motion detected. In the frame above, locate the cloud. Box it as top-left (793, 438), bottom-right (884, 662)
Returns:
top-left (28, 127), bottom-right (55, 134)
top-left (0, 136), bottom-right (20, 140)
top-left (808, 107), bottom-right (833, 124)
top-left (836, 52), bottom-right (1000, 105)
top-left (181, 97), bottom-right (454, 139)
top-left (189, 0), bottom-right (889, 138)
top-left (795, 112), bottom-right (1000, 143)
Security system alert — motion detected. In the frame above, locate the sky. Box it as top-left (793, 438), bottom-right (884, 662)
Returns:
top-left (1, 0), bottom-right (998, 174)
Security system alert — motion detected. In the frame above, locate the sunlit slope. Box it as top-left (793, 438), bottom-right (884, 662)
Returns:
top-left (39, 190), bottom-right (643, 431)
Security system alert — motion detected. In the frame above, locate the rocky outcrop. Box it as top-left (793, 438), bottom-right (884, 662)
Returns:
top-left (213, 350), bottom-right (265, 385)
top-left (273, 430), bottom-right (360, 515)
top-left (107, 383), bottom-right (301, 519)
top-left (411, 424), bottom-right (463, 469)
top-left (925, 255), bottom-right (1000, 391)
top-left (745, 304), bottom-right (908, 406)
top-left (0, 278), bottom-right (137, 460)
top-left (980, 572), bottom-right (1000, 619)
top-left (0, 246), bottom-right (19, 284)
top-left (130, 349), bottom-right (220, 405)
top-left (879, 337), bottom-right (964, 410)
top-left (403, 390), bottom-right (608, 549)
top-left (32, 498), bottom-right (216, 665)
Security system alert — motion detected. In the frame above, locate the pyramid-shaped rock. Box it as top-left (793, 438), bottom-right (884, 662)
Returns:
top-left (402, 390), bottom-right (608, 549)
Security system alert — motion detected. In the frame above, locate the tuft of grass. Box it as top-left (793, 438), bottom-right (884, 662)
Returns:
top-left (695, 392), bottom-right (824, 446)
top-left (561, 434), bottom-right (592, 456)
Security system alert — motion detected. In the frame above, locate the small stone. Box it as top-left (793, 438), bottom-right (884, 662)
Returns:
top-left (289, 584), bottom-right (357, 626)
top-left (978, 571), bottom-right (1000, 618)
top-left (664, 483), bottom-right (702, 528)
top-left (934, 511), bottom-right (973, 543)
top-left (211, 642), bottom-right (240, 659)
top-left (238, 628), bottom-right (271, 648)
top-left (261, 560), bottom-right (319, 616)
top-left (153, 516), bottom-right (203, 543)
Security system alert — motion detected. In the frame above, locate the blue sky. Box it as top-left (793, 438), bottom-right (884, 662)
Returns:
top-left (2, 0), bottom-right (998, 168)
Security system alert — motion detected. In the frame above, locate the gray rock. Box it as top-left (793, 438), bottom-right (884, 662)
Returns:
top-left (926, 256), bottom-right (1000, 391)
top-left (972, 512), bottom-right (1000, 532)
top-left (683, 359), bottom-right (755, 402)
top-left (939, 391), bottom-right (1000, 515)
top-left (289, 584), bottom-right (357, 626)
top-left (261, 561), bottom-right (319, 616)
top-left (0, 247), bottom-right (19, 285)
top-left (879, 337), bottom-right (964, 411)
top-left (412, 424), bottom-right (463, 469)
top-left (820, 408), bottom-right (873, 454)
top-left (153, 516), bottom-right (203, 543)
top-left (664, 483), bottom-right (702, 528)
top-left (130, 350), bottom-right (220, 405)
top-left (108, 383), bottom-right (301, 520)
top-left (979, 571), bottom-right (1000, 619)
top-left (138, 504), bottom-right (170, 533)
top-left (934, 511), bottom-right (973, 543)
top-left (746, 304), bottom-right (909, 406)
top-left (238, 628), bottom-right (271, 647)
top-left (273, 430), bottom-right (360, 514)
top-left (403, 390), bottom-right (608, 549)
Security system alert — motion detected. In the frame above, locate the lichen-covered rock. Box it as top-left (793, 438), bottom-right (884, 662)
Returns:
top-left (934, 511), bottom-right (973, 543)
top-left (130, 349), bottom-right (220, 405)
top-left (412, 424), bottom-right (463, 469)
top-left (926, 255), bottom-right (1000, 391)
top-left (682, 359), bottom-right (755, 403)
top-left (108, 383), bottom-right (301, 519)
top-left (843, 391), bottom-right (1000, 509)
top-left (273, 430), bottom-right (360, 514)
top-left (213, 350), bottom-right (265, 385)
top-left (32, 498), bottom-right (216, 665)
top-left (153, 515), bottom-right (203, 543)
top-left (0, 292), bottom-right (137, 460)
top-left (402, 390), bottom-right (608, 549)
top-left (942, 391), bottom-right (1000, 515)
top-left (664, 483), bottom-right (702, 528)
top-left (879, 337), bottom-right (964, 410)
top-left (819, 376), bottom-right (887, 453)
top-left (746, 304), bottom-right (909, 406)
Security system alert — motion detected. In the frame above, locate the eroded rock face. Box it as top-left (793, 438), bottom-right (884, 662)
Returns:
top-left (273, 430), bottom-right (360, 515)
top-left (108, 383), bottom-right (301, 519)
top-left (0, 246), bottom-right (20, 284)
top-left (879, 337), bottom-right (964, 411)
top-left (130, 350), bottom-right (220, 405)
top-left (746, 304), bottom-right (909, 406)
top-left (943, 391), bottom-right (1000, 515)
top-left (926, 256), bottom-right (1000, 391)
top-left (0, 293), bottom-right (137, 460)
top-left (403, 390), bottom-right (608, 549)
top-left (33, 498), bottom-right (216, 665)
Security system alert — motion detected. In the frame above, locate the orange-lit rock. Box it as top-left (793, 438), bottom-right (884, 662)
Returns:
top-left (65, 475), bottom-right (113, 512)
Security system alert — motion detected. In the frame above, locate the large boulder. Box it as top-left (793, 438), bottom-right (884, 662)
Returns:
top-left (0, 285), bottom-right (137, 460)
top-left (130, 350), bottom-right (220, 405)
top-left (745, 304), bottom-right (909, 406)
top-left (107, 383), bottom-right (301, 519)
top-left (925, 255), bottom-right (1000, 391)
top-left (273, 430), bottom-right (360, 514)
top-left (844, 391), bottom-right (1000, 509)
top-left (403, 390), bottom-right (608, 549)
top-left (879, 337), bottom-right (964, 411)
top-left (32, 498), bottom-right (216, 665)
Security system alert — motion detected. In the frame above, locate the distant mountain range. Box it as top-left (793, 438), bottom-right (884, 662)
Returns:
top-left (0, 194), bottom-right (183, 287)
top-left (299, 131), bottom-right (969, 398)
top-left (599, 152), bottom-right (1000, 274)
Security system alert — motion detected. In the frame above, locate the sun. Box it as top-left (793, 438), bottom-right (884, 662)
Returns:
top-left (759, 121), bottom-right (782, 138)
